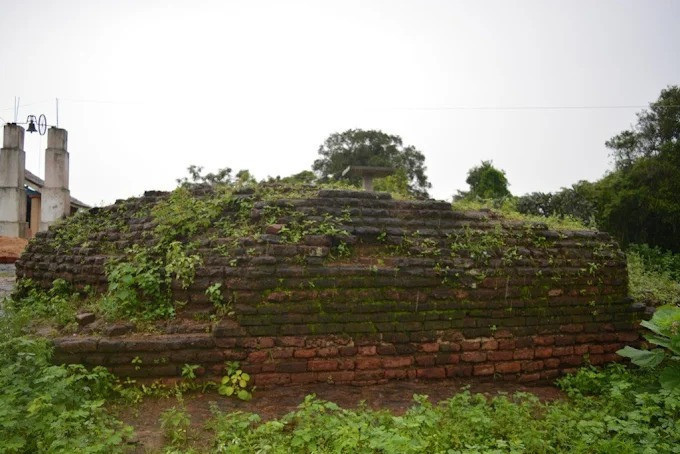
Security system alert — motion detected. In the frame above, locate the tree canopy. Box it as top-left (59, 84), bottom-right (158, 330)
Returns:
top-left (606, 86), bottom-right (680, 170)
top-left (596, 85), bottom-right (680, 251)
top-left (458, 160), bottom-right (511, 200)
top-left (312, 129), bottom-right (431, 197)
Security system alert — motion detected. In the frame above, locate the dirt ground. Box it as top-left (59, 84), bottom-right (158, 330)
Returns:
top-left (0, 236), bottom-right (27, 263)
top-left (117, 379), bottom-right (564, 452)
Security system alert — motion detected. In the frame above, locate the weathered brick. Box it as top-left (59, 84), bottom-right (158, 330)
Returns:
top-left (446, 364), bottom-right (472, 377)
top-left (254, 373), bottom-right (291, 386)
top-left (358, 346), bottom-right (377, 356)
top-left (272, 348), bottom-right (294, 359)
top-left (560, 355), bottom-right (584, 367)
top-left (481, 339), bottom-right (499, 350)
top-left (603, 343), bottom-right (624, 353)
top-left (552, 346), bottom-right (574, 356)
top-left (414, 354), bottom-right (436, 366)
top-left (518, 372), bottom-right (541, 382)
top-left (495, 361), bottom-right (521, 374)
top-left (321, 371), bottom-right (355, 383)
top-left (247, 351), bottom-right (268, 363)
top-left (355, 369), bottom-right (385, 381)
top-left (416, 367), bottom-right (446, 379)
top-left (461, 340), bottom-right (481, 351)
top-left (513, 348), bottom-right (534, 360)
top-left (521, 360), bottom-right (544, 372)
top-left (278, 336), bottom-right (306, 347)
top-left (534, 347), bottom-right (553, 358)
top-left (473, 364), bottom-right (494, 376)
top-left (356, 357), bottom-right (382, 370)
top-left (54, 337), bottom-right (98, 353)
top-left (317, 347), bottom-right (338, 357)
top-left (439, 342), bottom-right (461, 352)
top-left (498, 339), bottom-right (515, 350)
top-left (617, 331), bottom-right (639, 342)
top-left (533, 335), bottom-right (555, 346)
top-left (487, 350), bottom-right (514, 361)
top-left (544, 358), bottom-right (560, 369)
top-left (420, 342), bottom-right (439, 353)
top-left (553, 335), bottom-right (575, 346)
top-left (275, 361), bottom-right (308, 373)
top-left (308, 359), bottom-right (338, 372)
top-left (461, 351), bottom-right (486, 363)
top-left (290, 372), bottom-right (317, 384)
top-left (560, 324), bottom-right (584, 333)
top-left (385, 369), bottom-right (408, 379)
top-left (376, 344), bottom-right (397, 355)
top-left (337, 358), bottom-right (355, 370)
top-left (589, 345), bottom-right (605, 354)
top-left (293, 349), bottom-right (317, 358)
top-left (435, 353), bottom-right (460, 365)
top-left (382, 356), bottom-right (414, 368)
top-left (574, 345), bottom-right (589, 355)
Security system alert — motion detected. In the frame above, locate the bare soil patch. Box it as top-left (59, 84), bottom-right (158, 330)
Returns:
top-left (0, 236), bottom-right (27, 263)
top-left (116, 379), bottom-right (564, 452)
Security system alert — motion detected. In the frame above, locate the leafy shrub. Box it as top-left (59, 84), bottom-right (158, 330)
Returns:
top-left (8, 278), bottom-right (80, 327)
top-left (451, 196), bottom-right (591, 231)
top-left (627, 246), bottom-right (680, 306)
top-left (218, 362), bottom-right (252, 401)
top-left (515, 181), bottom-right (598, 228)
top-left (618, 304), bottom-right (680, 391)
top-left (0, 335), bottom-right (131, 453)
top-left (160, 401), bottom-right (192, 449)
top-left (101, 241), bottom-right (202, 320)
top-left (206, 366), bottom-right (680, 453)
top-left (628, 244), bottom-right (680, 281)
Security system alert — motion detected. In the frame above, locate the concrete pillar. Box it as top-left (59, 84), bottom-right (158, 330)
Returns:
top-left (29, 195), bottom-right (41, 238)
top-left (40, 127), bottom-right (70, 231)
top-left (0, 124), bottom-right (28, 237)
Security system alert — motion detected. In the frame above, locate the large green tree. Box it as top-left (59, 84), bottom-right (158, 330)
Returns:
top-left (596, 85), bottom-right (680, 251)
top-left (312, 129), bottom-right (431, 197)
top-left (458, 160), bottom-right (511, 199)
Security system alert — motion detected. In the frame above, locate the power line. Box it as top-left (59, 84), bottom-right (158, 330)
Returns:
top-left (2, 99), bottom-right (679, 114)
top-left (384, 105), bottom-right (680, 111)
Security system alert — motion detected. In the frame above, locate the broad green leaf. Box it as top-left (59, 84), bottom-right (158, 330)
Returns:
top-left (616, 346), bottom-right (665, 368)
top-left (659, 364), bottom-right (680, 391)
top-left (644, 333), bottom-right (672, 349)
top-left (237, 389), bottom-right (252, 401)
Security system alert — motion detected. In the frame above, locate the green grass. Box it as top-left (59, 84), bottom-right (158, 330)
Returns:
top-left (159, 365), bottom-right (678, 454)
top-left (451, 197), bottom-right (592, 231)
top-left (627, 246), bottom-right (680, 306)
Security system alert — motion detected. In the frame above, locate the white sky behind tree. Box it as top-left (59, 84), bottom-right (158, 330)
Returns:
top-left (1, 0), bottom-right (678, 205)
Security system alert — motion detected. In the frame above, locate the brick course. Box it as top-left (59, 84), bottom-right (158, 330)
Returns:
top-left (17, 188), bottom-right (642, 387)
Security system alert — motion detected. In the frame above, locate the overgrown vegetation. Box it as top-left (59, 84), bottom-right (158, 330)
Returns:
top-left (627, 245), bottom-right (680, 306)
top-left (618, 304), bottom-right (680, 391)
top-left (0, 316), bottom-right (131, 453)
top-left (451, 196), bottom-right (592, 231)
top-left (195, 365), bottom-right (680, 453)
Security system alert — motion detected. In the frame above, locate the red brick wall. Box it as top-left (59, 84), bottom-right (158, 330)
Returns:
top-left (18, 189), bottom-right (642, 385)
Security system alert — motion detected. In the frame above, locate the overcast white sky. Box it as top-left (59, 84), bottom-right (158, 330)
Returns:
top-left (1, 0), bottom-right (678, 205)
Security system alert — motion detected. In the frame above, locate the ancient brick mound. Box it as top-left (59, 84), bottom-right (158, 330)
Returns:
top-left (16, 188), bottom-right (642, 387)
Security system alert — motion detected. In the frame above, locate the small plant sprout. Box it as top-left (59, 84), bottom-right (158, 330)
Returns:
top-left (206, 283), bottom-right (223, 306)
top-left (181, 364), bottom-right (200, 380)
top-left (219, 361), bottom-right (252, 401)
